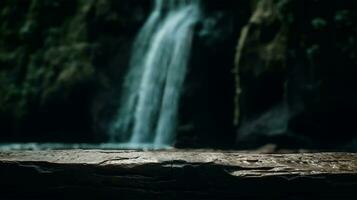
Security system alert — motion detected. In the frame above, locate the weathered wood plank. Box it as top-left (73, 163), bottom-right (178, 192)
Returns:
top-left (0, 150), bottom-right (356, 199)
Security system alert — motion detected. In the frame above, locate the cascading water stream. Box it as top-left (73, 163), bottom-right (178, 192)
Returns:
top-left (110, 0), bottom-right (201, 148)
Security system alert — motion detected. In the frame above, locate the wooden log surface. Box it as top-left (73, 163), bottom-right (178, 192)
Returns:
top-left (0, 150), bottom-right (356, 199)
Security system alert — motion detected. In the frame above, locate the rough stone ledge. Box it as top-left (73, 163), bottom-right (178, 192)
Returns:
top-left (0, 150), bottom-right (356, 200)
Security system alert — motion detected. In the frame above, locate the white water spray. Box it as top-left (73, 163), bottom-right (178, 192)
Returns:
top-left (110, 0), bottom-right (201, 147)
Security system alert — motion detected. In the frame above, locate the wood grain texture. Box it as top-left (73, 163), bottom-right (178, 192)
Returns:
top-left (0, 150), bottom-right (356, 199)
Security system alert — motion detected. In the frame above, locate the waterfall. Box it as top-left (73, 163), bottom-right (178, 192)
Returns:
top-left (110, 0), bottom-right (201, 148)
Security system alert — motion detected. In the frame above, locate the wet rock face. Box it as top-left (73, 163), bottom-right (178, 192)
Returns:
top-left (177, 0), bottom-right (251, 148)
top-left (234, 0), bottom-right (290, 148)
top-left (235, 0), bottom-right (357, 150)
top-left (0, 0), bottom-right (150, 142)
top-left (234, 0), bottom-right (288, 123)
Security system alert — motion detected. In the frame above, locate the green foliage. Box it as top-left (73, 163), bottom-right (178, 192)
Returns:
top-left (334, 10), bottom-right (351, 25)
top-left (276, 0), bottom-right (294, 24)
top-left (311, 18), bottom-right (327, 30)
top-left (0, 0), bottom-right (95, 120)
top-left (306, 44), bottom-right (320, 61)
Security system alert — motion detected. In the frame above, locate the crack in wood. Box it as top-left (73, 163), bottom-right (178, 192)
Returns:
top-left (97, 156), bottom-right (141, 165)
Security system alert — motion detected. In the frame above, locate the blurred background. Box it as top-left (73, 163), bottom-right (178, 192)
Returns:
top-left (0, 0), bottom-right (356, 151)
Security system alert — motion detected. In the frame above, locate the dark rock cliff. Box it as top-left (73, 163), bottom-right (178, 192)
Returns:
top-left (234, 0), bottom-right (357, 150)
